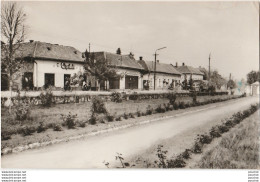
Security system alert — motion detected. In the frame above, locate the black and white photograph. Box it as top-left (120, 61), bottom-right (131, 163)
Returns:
top-left (0, 0), bottom-right (259, 181)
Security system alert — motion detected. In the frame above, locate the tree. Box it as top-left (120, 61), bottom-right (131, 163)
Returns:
top-left (210, 70), bottom-right (227, 89)
top-left (188, 76), bottom-right (193, 90)
top-left (116, 48), bottom-right (121, 55)
top-left (1, 2), bottom-right (27, 111)
top-left (182, 75), bottom-right (188, 90)
top-left (247, 70), bottom-right (260, 84)
top-left (227, 79), bottom-right (236, 90)
top-left (83, 52), bottom-right (118, 89)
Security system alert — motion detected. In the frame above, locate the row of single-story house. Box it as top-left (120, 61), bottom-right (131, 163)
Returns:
top-left (1, 41), bottom-right (205, 91)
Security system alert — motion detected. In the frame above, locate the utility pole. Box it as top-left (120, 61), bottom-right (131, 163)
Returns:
top-left (208, 53), bottom-right (211, 81)
top-left (153, 47), bottom-right (167, 90)
top-left (154, 53), bottom-right (157, 90)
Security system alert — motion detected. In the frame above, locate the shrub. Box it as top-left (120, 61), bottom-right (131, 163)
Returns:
top-left (196, 134), bottom-right (212, 144)
top-left (53, 124), bottom-right (63, 131)
top-left (167, 155), bottom-right (186, 168)
top-left (185, 102), bottom-right (191, 108)
top-left (191, 91), bottom-right (197, 104)
top-left (179, 102), bottom-right (185, 109)
top-left (47, 122), bottom-right (54, 129)
top-left (156, 104), bottom-right (166, 113)
top-left (146, 105), bottom-right (153, 115)
top-left (209, 126), bottom-right (221, 138)
top-left (77, 121), bottom-right (86, 128)
top-left (111, 92), bottom-right (123, 103)
top-left (129, 113), bottom-right (135, 118)
top-left (61, 112), bottom-right (77, 129)
top-left (1, 132), bottom-right (11, 140)
top-left (181, 149), bottom-right (191, 160)
top-left (164, 103), bottom-right (170, 111)
top-left (123, 113), bottom-right (129, 119)
top-left (168, 104), bottom-right (173, 111)
top-left (13, 101), bottom-right (31, 121)
top-left (116, 116), bottom-right (122, 121)
top-left (142, 112), bottom-right (147, 116)
top-left (129, 92), bottom-right (139, 100)
top-left (39, 89), bottom-right (53, 107)
top-left (137, 110), bottom-right (142, 117)
top-left (91, 96), bottom-right (107, 114)
top-left (106, 113), bottom-right (115, 122)
top-left (154, 145), bottom-right (186, 168)
top-left (37, 122), bottom-right (47, 133)
top-left (224, 119), bottom-right (235, 128)
top-left (242, 110), bottom-right (250, 118)
top-left (168, 93), bottom-right (177, 105)
top-left (217, 124), bottom-right (229, 134)
top-left (173, 103), bottom-right (179, 110)
top-left (20, 126), bottom-right (36, 136)
top-left (154, 145), bottom-right (168, 168)
top-left (89, 114), bottom-right (98, 125)
top-left (250, 104), bottom-right (259, 113)
top-left (12, 92), bottom-right (31, 121)
top-left (192, 141), bottom-right (203, 154)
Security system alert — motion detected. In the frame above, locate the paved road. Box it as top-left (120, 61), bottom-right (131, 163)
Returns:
top-left (1, 97), bottom-right (258, 169)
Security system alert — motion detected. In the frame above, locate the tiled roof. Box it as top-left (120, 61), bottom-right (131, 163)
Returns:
top-left (3, 41), bottom-right (84, 62)
top-left (92, 52), bottom-right (144, 70)
top-left (138, 60), bottom-right (181, 75)
top-left (177, 65), bottom-right (204, 75)
top-left (198, 67), bottom-right (207, 74)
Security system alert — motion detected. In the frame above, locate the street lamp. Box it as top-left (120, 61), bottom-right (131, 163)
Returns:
top-left (154, 47), bottom-right (167, 90)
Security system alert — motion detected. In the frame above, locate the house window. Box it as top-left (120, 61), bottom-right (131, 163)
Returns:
top-left (44, 73), bottom-right (55, 89)
top-left (125, 76), bottom-right (138, 89)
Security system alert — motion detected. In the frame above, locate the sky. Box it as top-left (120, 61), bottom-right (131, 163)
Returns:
top-left (12, 1), bottom-right (260, 80)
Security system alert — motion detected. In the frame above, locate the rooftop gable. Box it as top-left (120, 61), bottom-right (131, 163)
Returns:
top-left (177, 65), bottom-right (204, 75)
top-left (92, 51), bottom-right (144, 70)
top-left (2, 41), bottom-right (84, 62)
top-left (138, 60), bottom-right (181, 75)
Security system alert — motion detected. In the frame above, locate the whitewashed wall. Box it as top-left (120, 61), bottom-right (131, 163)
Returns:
top-left (34, 60), bottom-right (84, 88)
top-left (180, 74), bottom-right (203, 82)
top-left (143, 73), bottom-right (181, 90)
top-left (115, 68), bottom-right (143, 90)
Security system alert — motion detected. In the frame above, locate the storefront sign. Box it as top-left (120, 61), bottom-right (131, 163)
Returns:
top-left (60, 62), bottom-right (75, 70)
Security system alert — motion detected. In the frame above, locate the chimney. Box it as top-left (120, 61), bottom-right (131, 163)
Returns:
top-left (176, 62), bottom-right (178, 67)
top-left (139, 56), bottom-right (143, 61)
top-left (182, 62), bottom-right (185, 66)
top-left (29, 40), bottom-right (34, 43)
top-left (82, 53), bottom-right (85, 58)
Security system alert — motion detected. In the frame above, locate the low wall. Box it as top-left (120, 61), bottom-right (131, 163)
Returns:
top-left (1, 90), bottom-right (228, 107)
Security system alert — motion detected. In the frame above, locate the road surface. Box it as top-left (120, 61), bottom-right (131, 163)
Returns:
top-left (1, 97), bottom-right (258, 168)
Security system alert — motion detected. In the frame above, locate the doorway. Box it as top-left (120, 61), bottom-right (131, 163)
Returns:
top-left (64, 74), bottom-right (71, 90)
top-left (22, 72), bottom-right (33, 90)
top-left (125, 76), bottom-right (138, 89)
top-left (44, 73), bottom-right (55, 89)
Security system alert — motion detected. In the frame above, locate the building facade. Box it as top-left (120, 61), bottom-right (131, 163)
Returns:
top-left (91, 52), bottom-right (144, 90)
top-left (138, 58), bottom-right (181, 90)
top-left (176, 63), bottom-right (204, 82)
top-left (251, 81), bottom-right (259, 96)
top-left (1, 41), bottom-right (85, 90)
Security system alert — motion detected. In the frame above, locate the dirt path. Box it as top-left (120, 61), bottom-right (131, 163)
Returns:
top-left (1, 97), bottom-right (258, 169)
